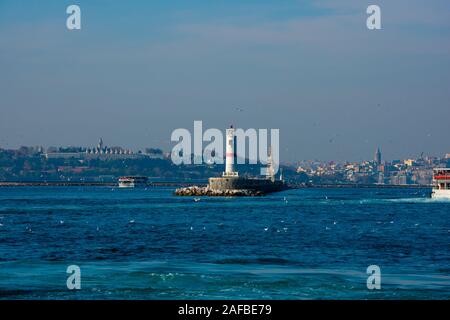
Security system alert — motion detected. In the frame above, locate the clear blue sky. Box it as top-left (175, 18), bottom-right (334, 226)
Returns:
top-left (0, 0), bottom-right (449, 161)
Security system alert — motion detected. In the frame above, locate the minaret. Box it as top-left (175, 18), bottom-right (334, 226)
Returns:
top-left (267, 146), bottom-right (275, 182)
top-left (223, 125), bottom-right (238, 177)
top-left (98, 138), bottom-right (104, 151)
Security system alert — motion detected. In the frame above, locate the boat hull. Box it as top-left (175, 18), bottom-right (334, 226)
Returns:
top-left (431, 189), bottom-right (450, 199)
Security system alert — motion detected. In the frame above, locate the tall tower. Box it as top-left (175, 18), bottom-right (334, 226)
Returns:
top-left (267, 146), bottom-right (275, 182)
top-left (375, 147), bottom-right (382, 165)
top-left (98, 138), bottom-right (104, 150)
top-left (223, 125), bottom-right (238, 177)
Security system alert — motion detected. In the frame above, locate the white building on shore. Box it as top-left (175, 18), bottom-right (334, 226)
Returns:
top-left (44, 138), bottom-right (164, 161)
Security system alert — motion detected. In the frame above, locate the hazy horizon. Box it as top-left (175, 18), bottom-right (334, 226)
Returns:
top-left (1, 1), bottom-right (449, 162)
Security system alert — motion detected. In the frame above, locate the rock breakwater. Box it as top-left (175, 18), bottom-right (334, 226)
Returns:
top-left (174, 186), bottom-right (263, 197)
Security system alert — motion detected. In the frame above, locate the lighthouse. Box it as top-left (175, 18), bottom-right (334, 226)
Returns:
top-left (223, 125), bottom-right (238, 177)
top-left (176, 124), bottom-right (290, 196)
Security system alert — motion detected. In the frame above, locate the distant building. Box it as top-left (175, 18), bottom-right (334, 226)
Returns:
top-left (377, 172), bottom-right (385, 184)
top-left (404, 159), bottom-right (416, 167)
top-left (45, 152), bottom-right (82, 160)
top-left (144, 148), bottom-right (165, 160)
top-left (374, 147), bottom-right (382, 165)
top-left (45, 138), bottom-right (145, 161)
top-left (43, 139), bottom-right (168, 161)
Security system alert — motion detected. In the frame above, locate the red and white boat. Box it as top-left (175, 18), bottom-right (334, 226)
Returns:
top-left (432, 168), bottom-right (450, 199)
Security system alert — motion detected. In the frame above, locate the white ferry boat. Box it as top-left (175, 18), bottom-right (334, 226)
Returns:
top-left (431, 168), bottom-right (450, 199)
top-left (118, 176), bottom-right (149, 188)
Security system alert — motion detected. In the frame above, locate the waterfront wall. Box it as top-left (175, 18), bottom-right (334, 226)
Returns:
top-left (208, 177), bottom-right (287, 193)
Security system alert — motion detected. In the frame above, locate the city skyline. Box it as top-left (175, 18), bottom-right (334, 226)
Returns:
top-left (1, 137), bottom-right (449, 165)
top-left (1, 139), bottom-right (448, 186)
top-left (1, 1), bottom-right (449, 161)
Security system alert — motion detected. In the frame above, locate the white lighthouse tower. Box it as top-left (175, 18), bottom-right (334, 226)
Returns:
top-left (223, 125), bottom-right (239, 177)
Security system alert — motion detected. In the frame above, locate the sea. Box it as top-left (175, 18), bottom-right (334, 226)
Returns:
top-left (0, 186), bottom-right (449, 300)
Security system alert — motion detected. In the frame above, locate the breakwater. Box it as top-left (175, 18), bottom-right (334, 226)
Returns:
top-left (175, 186), bottom-right (264, 197)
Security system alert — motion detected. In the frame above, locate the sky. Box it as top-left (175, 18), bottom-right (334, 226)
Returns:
top-left (0, 0), bottom-right (449, 162)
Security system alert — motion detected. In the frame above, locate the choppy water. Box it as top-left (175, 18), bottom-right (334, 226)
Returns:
top-left (0, 186), bottom-right (449, 299)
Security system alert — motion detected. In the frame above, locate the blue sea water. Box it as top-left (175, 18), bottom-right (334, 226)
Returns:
top-left (0, 186), bottom-right (449, 300)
